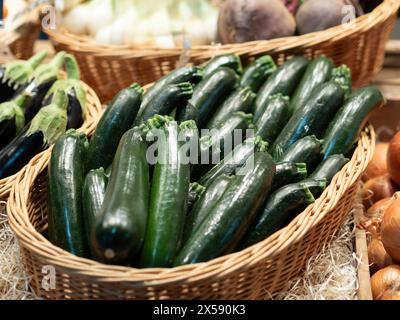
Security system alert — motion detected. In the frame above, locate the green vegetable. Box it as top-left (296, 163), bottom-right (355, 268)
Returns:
top-left (187, 183), bottom-right (206, 213)
top-left (271, 162), bottom-right (307, 192)
top-left (93, 128), bottom-right (150, 264)
top-left (202, 54), bottom-right (243, 77)
top-left (280, 135), bottom-right (323, 169)
top-left (47, 130), bottom-right (89, 257)
top-left (310, 154), bottom-right (349, 183)
top-left (330, 65), bottom-right (352, 98)
top-left (240, 55), bottom-right (277, 93)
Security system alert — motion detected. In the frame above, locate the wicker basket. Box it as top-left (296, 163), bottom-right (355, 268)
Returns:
top-left (7, 123), bottom-right (375, 300)
top-left (0, 80), bottom-right (103, 201)
top-left (45, 0), bottom-right (399, 102)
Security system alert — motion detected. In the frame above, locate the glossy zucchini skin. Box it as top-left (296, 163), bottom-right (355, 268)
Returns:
top-left (203, 54), bottom-right (243, 77)
top-left (140, 121), bottom-right (191, 268)
top-left (185, 67), bottom-right (239, 128)
top-left (279, 135), bottom-right (323, 169)
top-left (240, 55), bottom-right (277, 93)
top-left (86, 83), bottom-right (143, 172)
top-left (253, 57), bottom-right (309, 121)
top-left (254, 94), bottom-right (290, 145)
top-left (270, 82), bottom-right (344, 160)
top-left (82, 168), bottom-right (108, 257)
top-left (240, 179), bottom-right (326, 249)
top-left (289, 56), bottom-right (334, 115)
top-left (271, 162), bottom-right (308, 192)
top-left (310, 154), bottom-right (349, 183)
top-left (183, 174), bottom-right (233, 242)
top-left (174, 151), bottom-right (276, 266)
top-left (206, 87), bottom-right (256, 130)
top-left (47, 130), bottom-right (88, 257)
top-left (322, 86), bottom-right (384, 159)
top-left (134, 82), bottom-right (193, 125)
top-left (93, 128), bottom-right (150, 264)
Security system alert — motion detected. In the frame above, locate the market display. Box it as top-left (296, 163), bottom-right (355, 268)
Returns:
top-left (45, 53), bottom-right (384, 270)
top-left (0, 52), bottom-right (87, 179)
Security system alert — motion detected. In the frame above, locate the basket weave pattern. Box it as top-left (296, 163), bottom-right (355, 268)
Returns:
top-left (0, 82), bottom-right (103, 201)
top-left (45, 0), bottom-right (399, 102)
top-left (7, 124), bottom-right (375, 299)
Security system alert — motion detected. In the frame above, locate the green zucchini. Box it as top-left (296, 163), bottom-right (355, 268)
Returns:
top-left (271, 162), bottom-right (307, 192)
top-left (254, 94), bottom-right (290, 145)
top-left (86, 83), bottom-right (143, 172)
top-left (331, 65), bottom-right (352, 98)
top-left (253, 57), bottom-right (309, 121)
top-left (240, 55), bottom-right (277, 93)
top-left (322, 86), bottom-right (384, 159)
top-left (203, 54), bottom-right (243, 77)
top-left (240, 179), bottom-right (327, 249)
top-left (178, 67), bottom-right (239, 128)
top-left (134, 82), bottom-right (193, 125)
top-left (93, 128), bottom-right (150, 264)
top-left (82, 168), bottom-right (108, 256)
top-left (270, 82), bottom-right (344, 161)
top-left (174, 151), bottom-right (276, 266)
top-left (205, 87), bottom-right (256, 130)
top-left (197, 136), bottom-right (269, 187)
top-left (279, 135), bottom-right (323, 169)
top-left (310, 154), bottom-right (349, 183)
top-left (183, 174), bottom-right (234, 242)
top-left (140, 121), bottom-right (191, 268)
top-left (47, 130), bottom-right (89, 257)
top-left (289, 55), bottom-right (334, 115)
top-left (187, 183), bottom-right (206, 213)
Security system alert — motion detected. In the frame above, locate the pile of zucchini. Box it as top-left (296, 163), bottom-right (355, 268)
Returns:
top-left (47, 53), bottom-right (384, 268)
top-left (0, 51), bottom-right (87, 179)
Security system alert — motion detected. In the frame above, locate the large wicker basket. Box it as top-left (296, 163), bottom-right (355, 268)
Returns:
top-left (0, 77), bottom-right (103, 201)
top-left (7, 123), bottom-right (375, 300)
top-left (45, 0), bottom-right (399, 102)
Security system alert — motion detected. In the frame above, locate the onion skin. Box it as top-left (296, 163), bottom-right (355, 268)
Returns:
top-left (363, 175), bottom-right (396, 209)
top-left (363, 143), bottom-right (389, 182)
top-left (381, 198), bottom-right (400, 262)
top-left (368, 238), bottom-right (393, 275)
top-left (388, 132), bottom-right (400, 185)
top-left (370, 265), bottom-right (400, 300)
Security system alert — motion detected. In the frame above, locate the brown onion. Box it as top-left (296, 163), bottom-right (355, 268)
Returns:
top-left (371, 265), bottom-right (400, 300)
top-left (388, 132), bottom-right (400, 185)
top-left (363, 143), bottom-right (389, 182)
top-left (363, 175), bottom-right (396, 209)
top-left (368, 238), bottom-right (393, 275)
top-left (381, 197), bottom-right (400, 262)
top-left (361, 198), bottom-right (393, 236)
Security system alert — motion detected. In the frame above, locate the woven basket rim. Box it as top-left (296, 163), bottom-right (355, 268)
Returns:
top-left (7, 120), bottom-right (376, 285)
top-left (44, 0), bottom-right (399, 57)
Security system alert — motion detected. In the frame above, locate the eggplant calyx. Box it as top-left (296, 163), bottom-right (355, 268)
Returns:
top-left (32, 52), bottom-right (66, 86)
top-left (0, 99), bottom-right (26, 133)
top-left (64, 54), bottom-right (81, 80)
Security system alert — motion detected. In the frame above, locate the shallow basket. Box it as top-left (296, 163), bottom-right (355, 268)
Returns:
top-left (45, 0), bottom-right (399, 102)
top-left (7, 123), bottom-right (375, 300)
top-left (0, 80), bottom-right (103, 201)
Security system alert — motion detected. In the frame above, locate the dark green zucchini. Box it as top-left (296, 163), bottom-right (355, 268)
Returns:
top-left (205, 87), bottom-right (256, 130)
top-left (197, 136), bottom-right (269, 187)
top-left (310, 154), bottom-right (349, 183)
top-left (187, 183), bottom-right (206, 213)
top-left (47, 129), bottom-right (88, 257)
top-left (183, 174), bottom-right (233, 242)
top-left (279, 135), bottom-right (323, 169)
top-left (289, 55), bottom-right (334, 115)
top-left (253, 57), bottom-right (309, 121)
top-left (322, 86), bottom-right (384, 159)
top-left (203, 54), bottom-right (243, 77)
top-left (93, 128), bottom-right (150, 264)
top-left (86, 83), bottom-right (143, 172)
top-left (254, 94), bottom-right (290, 145)
top-left (270, 82), bottom-right (344, 161)
top-left (240, 55), bottom-right (277, 93)
top-left (271, 162), bottom-right (307, 192)
top-left (140, 121), bottom-right (191, 268)
top-left (82, 168), bottom-right (108, 257)
top-left (174, 151), bottom-right (276, 266)
top-left (240, 179), bottom-right (327, 249)
top-left (331, 65), bottom-right (352, 98)
top-left (178, 67), bottom-right (239, 128)
top-left (134, 82), bottom-right (193, 125)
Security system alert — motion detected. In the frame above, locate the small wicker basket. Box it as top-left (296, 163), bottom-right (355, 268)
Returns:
top-left (45, 0), bottom-right (399, 102)
top-left (0, 79), bottom-right (103, 201)
top-left (7, 123), bottom-right (375, 300)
